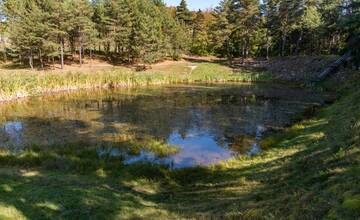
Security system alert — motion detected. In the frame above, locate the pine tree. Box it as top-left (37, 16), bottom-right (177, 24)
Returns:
top-left (47, 0), bottom-right (68, 69)
top-left (1, 0), bottom-right (357, 67)
top-left (343, 0), bottom-right (360, 66)
top-left (92, 0), bottom-right (109, 55)
top-left (4, 0), bottom-right (55, 69)
top-left (168, 22), bottom-right (189, 59)
top-left (191, 10), bottom-right (209, 55)
top-left (62, 0), bottom-right (95, 66)
top-left (319, 0), bottom-right (343, 54)
top-left (176, 0), bottom-right (192, 25)
top-left (291, 0), bottom-right (322, 55)
top-left (156, 1), bottom-right (189, 60)
top-left (229, 0), bottom-right (261, 58)
top-left (209, 0), bottom-right (233, 57)
top-left (265, 0), bottom-right (302, 56)
top-left (0, 4), bottom-right (7, 61)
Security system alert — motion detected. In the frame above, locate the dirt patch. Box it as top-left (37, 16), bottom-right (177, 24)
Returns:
top-left (0, 58), bottom-right (119, 72)
top-left (1, 55), bottom-right (342, 83)
top-left (264, 56), bottom-right (339, 82)
top-left (231, 56), bottom-right (340, 83)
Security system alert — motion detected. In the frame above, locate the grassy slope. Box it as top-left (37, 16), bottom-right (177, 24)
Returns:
top-left (0, 69), bottom-right (359, 219)
top-left (0, 63), bottom-right (271, 101)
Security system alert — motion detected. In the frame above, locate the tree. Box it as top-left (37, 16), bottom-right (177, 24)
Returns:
top-left (4, 0), bottom-right (55, 69)
top-left (209, 0), bottom-right (233, 57)
top-left (0, 1), bottom-right (6, 61)
top-left (229, 0), bottom-right (261, 58)
top-left (91, 0), bottom-right (109, 54)
top-left (62, 0), bottom-right (95, 66)
top-left (47, 0), bottom-right (68, 69)
top-left (157, 2), bottom-right (189, 60)
top-left (343, 0), bottom-right (360, 67)
top-left (318, 0), bottom-right (343, 54)
top-left (291, 0), bottom-right (322, 55)
top-left (191, 10), bottom-right (209, 55)
top-left (175, 0), bottom-right (192, 25)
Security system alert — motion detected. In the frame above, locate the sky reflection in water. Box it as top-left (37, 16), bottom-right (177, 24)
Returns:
top-left (0, 84), bottom-right (326, 168)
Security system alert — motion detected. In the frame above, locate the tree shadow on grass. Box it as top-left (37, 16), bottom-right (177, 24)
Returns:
top-left (0, 112), bottom-right (358, 219)
top-left (155, 108), bottom-right (360, 219)
top-left (0, 116), bottom-right (181, 219)
top-left (0, 168), bottom-right (181, 220)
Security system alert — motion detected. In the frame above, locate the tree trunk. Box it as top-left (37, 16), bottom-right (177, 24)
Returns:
top-left (241, 43), bottom-right (245, 63)
top-left (39, 49), bottom-right (44, 70)
top-left (245, 39), bottom-right (249, 58)
top-left (29, 50), bottom-right (33, 69)
top-left (266, 32), bottom-right (270, 60)
top-left (2, 40), bottom-right (6, 61)
top-left (90, 48), bottom-right (93, 66)
top-left (281, 32), bottom-right (286, 57)
top-left (79, 26), bottom-right (83, 67)
top-left (310, 35), bottom-right (314, 55)
top-left (226, 41), bottom-right (232, 65)
top-left (295, 30), bottom-right (303, 55)
top-left (79, 45), bottom-right (82, 67)
top-left (105, 42), bottom-right (110, 59)
top-left (69, 36), bottom-right (76, 58)
top-left (316, 50), bottom-right (352, 81)
top-left (60, 38), bottom-right (64, 69)
top-left (115, 43), bottom-right (119, 54)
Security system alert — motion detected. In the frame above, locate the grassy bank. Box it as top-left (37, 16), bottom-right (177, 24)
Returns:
top-left (0, 69), bottom-right (359, 219)
top-left (0, 62), bottom-right (271, 102)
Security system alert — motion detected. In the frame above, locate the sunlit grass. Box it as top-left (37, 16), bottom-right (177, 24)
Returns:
top-left (0, 63), bottom-right (272, 101)
top-left (0, 204), bottom-right (27, 220)
top-left (135, 139), bottom-right (179, 157)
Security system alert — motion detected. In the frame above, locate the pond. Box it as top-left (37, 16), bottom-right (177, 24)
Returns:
top-left (0, 84), bottom-right (328, 168)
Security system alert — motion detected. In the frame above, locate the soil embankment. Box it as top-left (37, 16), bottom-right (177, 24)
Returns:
top-left (232, 56), bottom-right (339, 83)
top-left (265, 56), bottom-right (338, 82)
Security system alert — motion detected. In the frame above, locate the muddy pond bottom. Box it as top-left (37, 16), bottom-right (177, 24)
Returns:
top-left (0, 84), bottom-right (327, 168)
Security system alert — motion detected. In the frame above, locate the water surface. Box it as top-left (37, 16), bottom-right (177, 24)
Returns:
top-left (0, 84), bottom-right (326, 168)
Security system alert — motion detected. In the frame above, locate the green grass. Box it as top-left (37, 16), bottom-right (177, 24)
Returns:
top-left (0, 68), bottom-right (359, 219)
top-left (0, 62), bottom-right (271, 102)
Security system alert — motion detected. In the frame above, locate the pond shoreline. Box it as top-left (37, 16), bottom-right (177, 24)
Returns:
top-left (0, 80), bottom-right (275, 103)
top-left (0, 63), bottom-right (273, 103)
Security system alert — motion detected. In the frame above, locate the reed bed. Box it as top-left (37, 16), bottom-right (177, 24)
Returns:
top-left (0, 63), bottom-right (272, 102)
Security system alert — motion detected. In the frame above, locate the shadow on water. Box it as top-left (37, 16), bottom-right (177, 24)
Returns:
top-left (1, 114), bottom-right (358, 219)
top-left (0, 83), bottom-right (341, 219)
top-left (0, 84), bottom-right (327, 169)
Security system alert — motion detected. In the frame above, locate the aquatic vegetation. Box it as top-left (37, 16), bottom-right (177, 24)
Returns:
top-left (0, 63), bottom-right (272, 102)
top-left (136, 139), bottom-right (179, 158)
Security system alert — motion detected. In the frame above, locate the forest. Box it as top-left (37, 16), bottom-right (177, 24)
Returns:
top-left (0, 0), bottom-right (359, 69)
